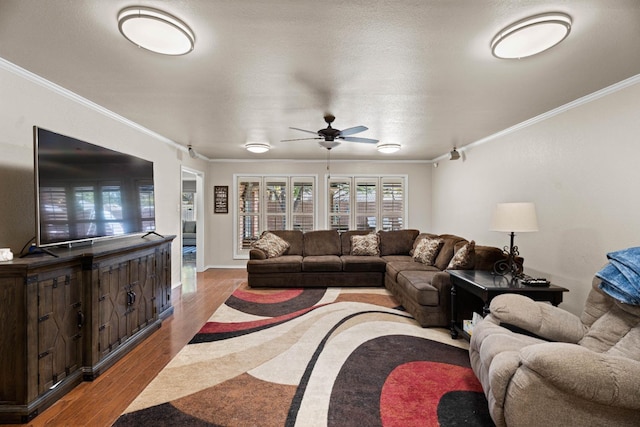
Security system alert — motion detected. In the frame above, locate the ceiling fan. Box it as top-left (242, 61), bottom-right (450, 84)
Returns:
top-left (282, 114), bottom-right (378, 150)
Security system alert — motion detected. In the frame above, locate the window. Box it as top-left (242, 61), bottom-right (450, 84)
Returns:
top-left (236, 175), bottom-right (316, 255)
top-left (328, 176), bottom-right (406, 231)
top-left (328, 180), bottom-right (350, 232)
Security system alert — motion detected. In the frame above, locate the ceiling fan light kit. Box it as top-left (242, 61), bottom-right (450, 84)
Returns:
top-left (245, 142), bottom-right (271, 153)
top-left (118, 6), bottom-right (195, 55)
top-left (284, 114), bottom-right (379, 151)
top-left (491, 12), bottom-right (571, 59)
top-left (377, 143), bottom-right (401, 154)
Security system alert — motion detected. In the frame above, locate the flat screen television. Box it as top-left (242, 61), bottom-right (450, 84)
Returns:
top-left (34, 126), bottom-right (156, 247)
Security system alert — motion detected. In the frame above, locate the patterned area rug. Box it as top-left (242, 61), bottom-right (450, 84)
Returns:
top-left (113, 284), bottom-right (493, 426)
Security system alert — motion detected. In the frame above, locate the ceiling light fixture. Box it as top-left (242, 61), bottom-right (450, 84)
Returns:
top-left (245, 143), bottom-right (271, 154)
top-left (377, 143), bottom-right (401, 154)
top-left (117, 6), bottom-right (195, 55)
top-left (450, 147), bottom-right (461, 160)
top-left (491, 12), bottom-right (571, 59)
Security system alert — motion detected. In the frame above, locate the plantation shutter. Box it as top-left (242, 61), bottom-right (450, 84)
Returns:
top-left (381, 178), bottom-right (404, 230)
top-left (328, 179), bottom-right (350, 232)
top-left (355, 178), bottom-right (377, 231)
top-left (292, 178), bottom-right (314, 232)
top-left (238, 179), bottom-right (261, 249)
top-left (265, 178), bottom-right (287, 231)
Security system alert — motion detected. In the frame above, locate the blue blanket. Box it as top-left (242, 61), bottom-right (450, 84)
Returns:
top-left (596, 247), bottom-right (640, 305)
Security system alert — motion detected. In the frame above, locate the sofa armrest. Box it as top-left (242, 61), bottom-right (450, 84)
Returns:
top-left (249, 248), bottom-right (267, 260)
top-left (430, 271), bottom-right (452, 290)
top-left (520, 343), bottom-right (640, 410)
top-left (490, 294), bottom-right (587, 343)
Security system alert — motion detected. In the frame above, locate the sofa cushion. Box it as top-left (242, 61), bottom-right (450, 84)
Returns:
top-left (396, 271), bottom-right (441, 306)
top-left (413, 237), bottom-right (444, 265)
top-left (350, 233), bottom-right (380, 256)
top-left (270, 230), bottom-right (304, 256)
top-left (340, 230), bottom-right (371, 255)
top-left (341, 255), bottom-right (387, 273)
top-left (434, 234), bottom-right (468, 271)
top-left (385, 260), bottom-right (440, 281)
top-left (302, 255), bottom-right (342, 272)
top-left (381, 255), bottom-right (414, 263)
top-left (378, 229), bottom-right (420, 256)
top-left (246, 255), bottom-right (303, 274)
top-left (304, 230), bottom-right (341, 256)
top-left (474, 245), bottom-right (508, 271)
top-left (447, 240), bottom-right (475, 270)
top-left (252, 232), bottom-right (290, 258)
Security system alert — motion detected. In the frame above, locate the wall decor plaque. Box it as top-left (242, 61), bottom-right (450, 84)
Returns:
top-left (214, 185), bottom-right (228, 214)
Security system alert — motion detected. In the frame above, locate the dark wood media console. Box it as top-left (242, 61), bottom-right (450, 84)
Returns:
top-left (0, 235), bottom-right (174, 423)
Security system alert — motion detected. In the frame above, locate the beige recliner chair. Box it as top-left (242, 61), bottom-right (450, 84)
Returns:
top-left (469, 277), bottom-right (640, 427)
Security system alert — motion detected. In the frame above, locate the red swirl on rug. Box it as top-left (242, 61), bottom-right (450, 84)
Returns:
top-left (380, 361), bottom-right (484, 426)
top-left (233, 288), bottom-right (304, 303)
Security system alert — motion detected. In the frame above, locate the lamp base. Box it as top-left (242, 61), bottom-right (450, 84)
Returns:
top-left (493, 232), bottom-right (523, 277)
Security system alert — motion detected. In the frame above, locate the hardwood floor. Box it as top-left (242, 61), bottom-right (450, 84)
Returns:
top-left (12, 268), bottom-right (246, 427)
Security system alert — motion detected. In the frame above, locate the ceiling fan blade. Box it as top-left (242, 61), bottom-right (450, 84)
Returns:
top-left (281, 137), bottom-right (322, 142)
top-left (341, 136), bottom-right (379, 144)
top-left (339, 125), bottom-right (368, 136)
top-left (289, 127), bottom-right (319, 135)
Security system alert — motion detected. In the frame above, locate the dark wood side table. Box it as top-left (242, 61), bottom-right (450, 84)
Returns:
top-left (448, 270), bottom-right (569, 340)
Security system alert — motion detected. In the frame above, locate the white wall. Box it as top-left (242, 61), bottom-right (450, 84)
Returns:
top-left (431, 80), bottom-right (640, 315)
top-left (205, 160), bottom-right (432, 268)
top-left (0, 60), bottom-right (208, 287)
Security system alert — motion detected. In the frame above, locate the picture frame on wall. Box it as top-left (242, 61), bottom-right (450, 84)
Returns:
top-left (214, 185), bottom-right (228, 214)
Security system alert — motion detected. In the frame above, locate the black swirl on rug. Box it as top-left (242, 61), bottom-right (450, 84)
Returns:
top-left (225, 287), bottom-right (328, 317)
top-left (112, 402), bottom-right (218, 426)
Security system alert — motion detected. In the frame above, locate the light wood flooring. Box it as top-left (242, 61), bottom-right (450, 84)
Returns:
top-left (12, 268), bottom-right (246, 427)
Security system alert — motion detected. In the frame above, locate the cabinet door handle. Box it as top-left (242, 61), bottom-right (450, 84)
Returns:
top-left (131, 291), bottom-right (136, 304)
top-left (77, 310), bottom-right (85, 329)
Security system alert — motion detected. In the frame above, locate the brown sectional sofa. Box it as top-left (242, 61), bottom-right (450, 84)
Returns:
top-left (247, 229), bottom-right (507, 327)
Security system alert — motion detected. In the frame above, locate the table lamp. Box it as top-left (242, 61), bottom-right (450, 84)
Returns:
top-left (490, 202), bottom-right (538, 276)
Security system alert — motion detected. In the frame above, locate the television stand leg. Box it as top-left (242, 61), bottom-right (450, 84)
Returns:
top-left (20, 246), bottom-right (59, 258)
top-left (142, 231), bottom-right (164, 239)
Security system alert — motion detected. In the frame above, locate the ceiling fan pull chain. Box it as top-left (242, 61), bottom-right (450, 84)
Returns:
top-left (327, 148), bottom-right (331, 179)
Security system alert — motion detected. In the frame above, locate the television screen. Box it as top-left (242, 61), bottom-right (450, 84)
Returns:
top-left (34, 127), bottom-right (156, 247)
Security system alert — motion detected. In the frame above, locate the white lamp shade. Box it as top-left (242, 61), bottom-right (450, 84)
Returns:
top-left (491, 202), bottom-right (539, 232)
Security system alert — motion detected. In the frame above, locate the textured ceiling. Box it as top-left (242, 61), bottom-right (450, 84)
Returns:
top-left (1, 0), bottom-right (639, 161)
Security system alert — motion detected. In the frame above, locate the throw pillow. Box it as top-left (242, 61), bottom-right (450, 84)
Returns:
top-left (447, 240), bottom-right (475, 269)
top-left (251, 232), bottom-right (290, 258)
top-left (351, 233), bottom-right (380, 256)
top-left (413, 237), bottom-right (444, 265)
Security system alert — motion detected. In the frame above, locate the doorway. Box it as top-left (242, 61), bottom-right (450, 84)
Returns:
top-left (181, 167), bottom-right (204, 291)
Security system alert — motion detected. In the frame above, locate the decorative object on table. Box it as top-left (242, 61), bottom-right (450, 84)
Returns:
top-left (0, 248), bottom-right (13, 261)
top-left (490, 202), bottom-right (538, 276)
top-left (214, 185), bottom-right (228, 214)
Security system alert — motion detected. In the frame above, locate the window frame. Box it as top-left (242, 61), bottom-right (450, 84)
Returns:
top-left (234, 174), bottom-right (317, 258)
top-left (326, 174), bottom-right (407, 232)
